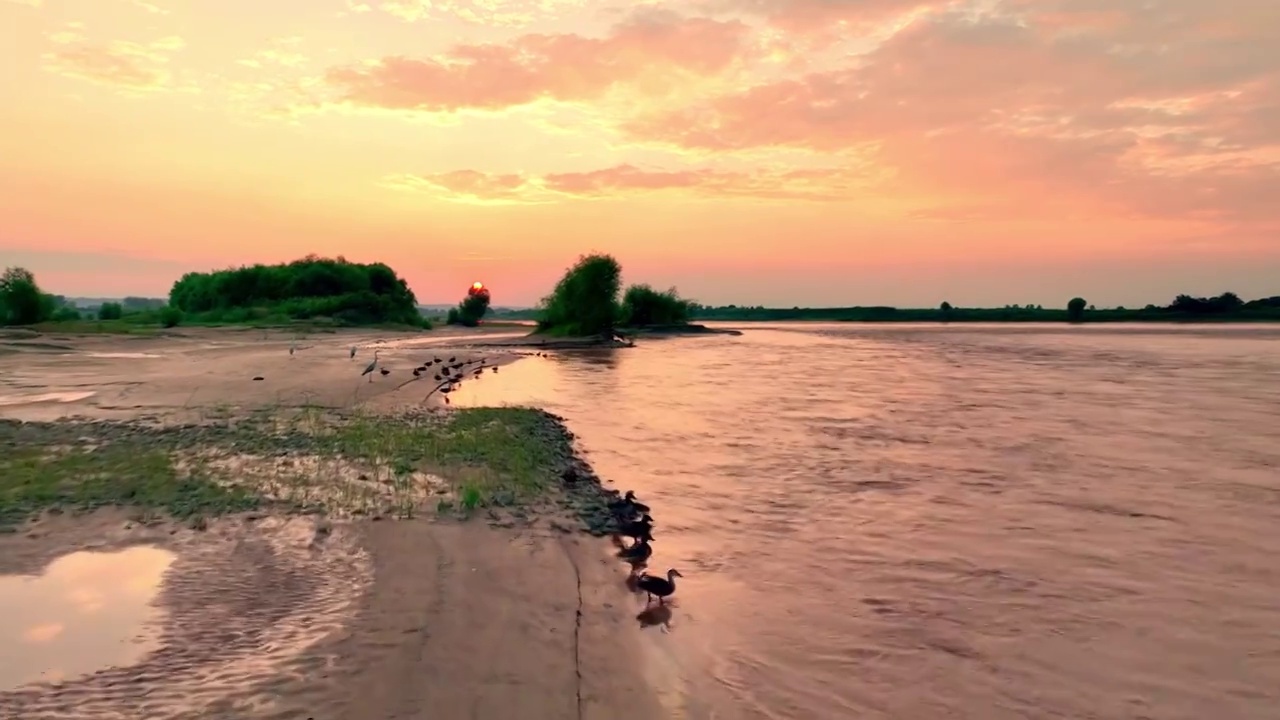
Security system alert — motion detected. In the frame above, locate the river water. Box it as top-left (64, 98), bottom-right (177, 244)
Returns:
top-left (453, 323), bottom-right (1280, 720)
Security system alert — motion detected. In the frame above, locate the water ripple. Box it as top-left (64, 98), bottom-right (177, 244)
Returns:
top-left (453, 323), bottom-right (1280, 719)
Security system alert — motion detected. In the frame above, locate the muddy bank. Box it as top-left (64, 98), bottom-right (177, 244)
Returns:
top-left (0, 328), bottom-right (661, 720)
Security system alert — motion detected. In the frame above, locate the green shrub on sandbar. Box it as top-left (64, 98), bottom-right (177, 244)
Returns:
top-left (168, 254), bottom-right (424, 326)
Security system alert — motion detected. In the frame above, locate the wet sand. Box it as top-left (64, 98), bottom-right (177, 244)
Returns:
top-left (0, 327), bottom-right (659, 720)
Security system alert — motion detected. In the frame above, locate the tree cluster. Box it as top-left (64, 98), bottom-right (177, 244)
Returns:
top-left (168, 255), bottom-right (422, 326)
top-left (446, 284), bottom-right (492, 327)
top-left (535, 254), bottom-right (695, 336)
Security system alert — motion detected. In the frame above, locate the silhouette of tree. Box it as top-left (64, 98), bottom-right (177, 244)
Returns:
top-left (1067, 297), bottom-right (1087, 322)
top-left (0, 266), bottom-right (52, 326)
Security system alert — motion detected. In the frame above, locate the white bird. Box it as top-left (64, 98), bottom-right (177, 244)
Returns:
top-left (349, 345), bottom-right (357, 360)
top-left (361, 350), bottom-right (380, 382)
top-left (289, 341), bottom-right (297, 357)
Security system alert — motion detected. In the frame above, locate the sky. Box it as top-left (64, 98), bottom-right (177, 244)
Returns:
top-left (1, 0), bottom-right (1277, 308)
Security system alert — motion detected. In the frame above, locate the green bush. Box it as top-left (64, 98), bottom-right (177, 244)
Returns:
top-left (620, 284), bottom-right (692, 327)
top-left (167, 255), bottom-right (421, 326)
top-left (158, 306), bottom-right (184, 328)
top-left (98, 302), bottom-right (124, 320)
top-left (537, 254), bottom-right (622, 336)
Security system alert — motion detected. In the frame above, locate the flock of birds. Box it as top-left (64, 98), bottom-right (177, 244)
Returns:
top-left (609, 490), bottom-right (683, 607)
top-left (290, 340), bottom-right (685, 611)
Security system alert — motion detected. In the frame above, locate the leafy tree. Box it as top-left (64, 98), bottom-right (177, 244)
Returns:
top-left (620, 284), bottom-right (692, 326)
top-left (0, 266), bottom-right (52, 326)
top-left (98, 302), bottom-right (124, 320)
top-left (167, 255), bottom-right (421, 325)
top-left (940, 301), bottom-right (952, 312)
top-left (1067, 297), bottom-right (1087, 322)
top-left (537, 253), bottom-right (622, 336)
top-left (450, 284), bottom-right (491, 327)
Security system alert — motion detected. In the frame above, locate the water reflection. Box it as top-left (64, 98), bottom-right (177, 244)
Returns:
top-left (637, 604), bottom-right (674, 633)
top-left (454, 326), bottom-right (1280, 719)
top-left (0, 546), bottom-right (175, 690)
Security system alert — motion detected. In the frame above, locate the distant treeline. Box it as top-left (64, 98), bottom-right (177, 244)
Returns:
top-left (683, 293), bottom-right (1280, 323)
top-left (168, 255), bottom-right (424, 326)
top-left (489, 292), bottom-right (1280, 323)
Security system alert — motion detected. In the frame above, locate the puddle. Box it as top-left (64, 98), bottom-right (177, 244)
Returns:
top-left (85, 352), bottom-right (161, 359)
top-left (0, 391), bottom-right (96, 407)
top-left (0, 546), bottom-right (176, 690)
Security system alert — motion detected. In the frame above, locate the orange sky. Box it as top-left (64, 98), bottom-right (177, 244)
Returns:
top-left (1, 0), bottom-right (1277, 307)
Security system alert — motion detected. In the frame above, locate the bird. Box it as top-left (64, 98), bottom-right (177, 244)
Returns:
top-left (361, 350), bottom-right (380, 382)
top-left (413, 368), bottom-right (422, 377)
top-left (379, 367), bottom-right (390, 376)
top-left (609, 490), bottom-right (651, 521)
top-left (637, 569), bottom-right (683, 605)
top-left (618, 538), bottom-right (653, 566)
top-left (349, 345), bottom-right (357, 360)
top-left (618, 516), bottom-right (655, 543)
top-left (448, 356), bottom-right (456, 363)
top-left (289, 341), bottom-right (297, 357)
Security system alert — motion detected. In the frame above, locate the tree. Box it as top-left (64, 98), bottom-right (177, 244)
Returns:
top-left (167, 256), bottom-right (421, 325)
top-left (1067, 297), bottom-right (1087, 322)
top-left (940, 301), bottom-right (952, 311)
top-left (620, 284), bottom-right (692, 326)
top-left (451, 283), bottom-right (491, 327)
top-left (98, 302), bottom-right (124, 320)
top-left (0, 266), bottom-right (51, 326)
top-left (537, 254), bottom-right (622, 336)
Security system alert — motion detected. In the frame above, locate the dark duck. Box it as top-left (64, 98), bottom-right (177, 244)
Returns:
top-left (637, 569), bottom-right (683, 605)
top-left (608, 490), bottom-right (650, 520)
top-left (617, 537), bottom-right (653, 566)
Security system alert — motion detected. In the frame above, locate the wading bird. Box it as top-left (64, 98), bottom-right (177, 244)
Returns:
top-left (637, 569), bottom-right (683, 605)
top-left (361, 350), bottom-right (380, 382)
top-left (350, 345), bottom-right (357, 360)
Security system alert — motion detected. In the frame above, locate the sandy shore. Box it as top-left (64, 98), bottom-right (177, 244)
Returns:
top-left (0, 326), bottom-right (661, 720)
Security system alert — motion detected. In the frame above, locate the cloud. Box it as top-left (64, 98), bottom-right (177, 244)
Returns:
top-left (323, 11), bottom-right (749, 112)
top-left (617, 3), bottom-right (1280, 223)
top-left (43, 29), bottom-right (187, 92)
top-left (376, 0), bottom-right (587, 27)
top-left (381, 163), bottom-right (870, 203)
top-left (706, 0), bottom-right (938, 32)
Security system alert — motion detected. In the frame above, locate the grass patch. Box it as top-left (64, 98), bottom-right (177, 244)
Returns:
top-left (0, 443), bottom-right (259, 530)
top-left (0, 406), bottom-right (587, 529)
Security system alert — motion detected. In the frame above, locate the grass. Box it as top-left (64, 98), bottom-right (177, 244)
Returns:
top-left (0, 406), bottom-right (583, 530)
top-left (0, 444), bottom-right (259, 530)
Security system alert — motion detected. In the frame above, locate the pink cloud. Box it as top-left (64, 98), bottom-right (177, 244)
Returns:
top-left (324, 11), bottom-right (749, 111)
top-left (620, 6), bottom-right (1280, 224)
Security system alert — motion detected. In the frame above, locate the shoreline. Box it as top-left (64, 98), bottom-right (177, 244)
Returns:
top-left (0, 328), bottom-right (663, 719)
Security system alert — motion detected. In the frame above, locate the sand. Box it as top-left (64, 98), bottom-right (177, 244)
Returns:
top-left (0, 326), bottom-right (660, 720)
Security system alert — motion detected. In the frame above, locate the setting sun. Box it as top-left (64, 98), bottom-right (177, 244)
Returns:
top-left (472, 282), bottom-right (484, 291)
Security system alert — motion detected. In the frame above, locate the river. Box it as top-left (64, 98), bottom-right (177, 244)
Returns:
top-left (452, 323), bottom-right (1280, 719)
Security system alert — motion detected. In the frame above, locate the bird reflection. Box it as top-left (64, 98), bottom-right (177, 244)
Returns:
top-left (636, 604), bottom-right (674, 633)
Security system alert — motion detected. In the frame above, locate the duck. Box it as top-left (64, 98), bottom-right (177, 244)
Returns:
top-left (637, 569), bottom-right (683, 605)
top-left (618, 538), bottom-right (653, 565)
top-left (608, 490), bottom-right (651, 517)
top-left (618, 515), bottom-right (655, 542)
